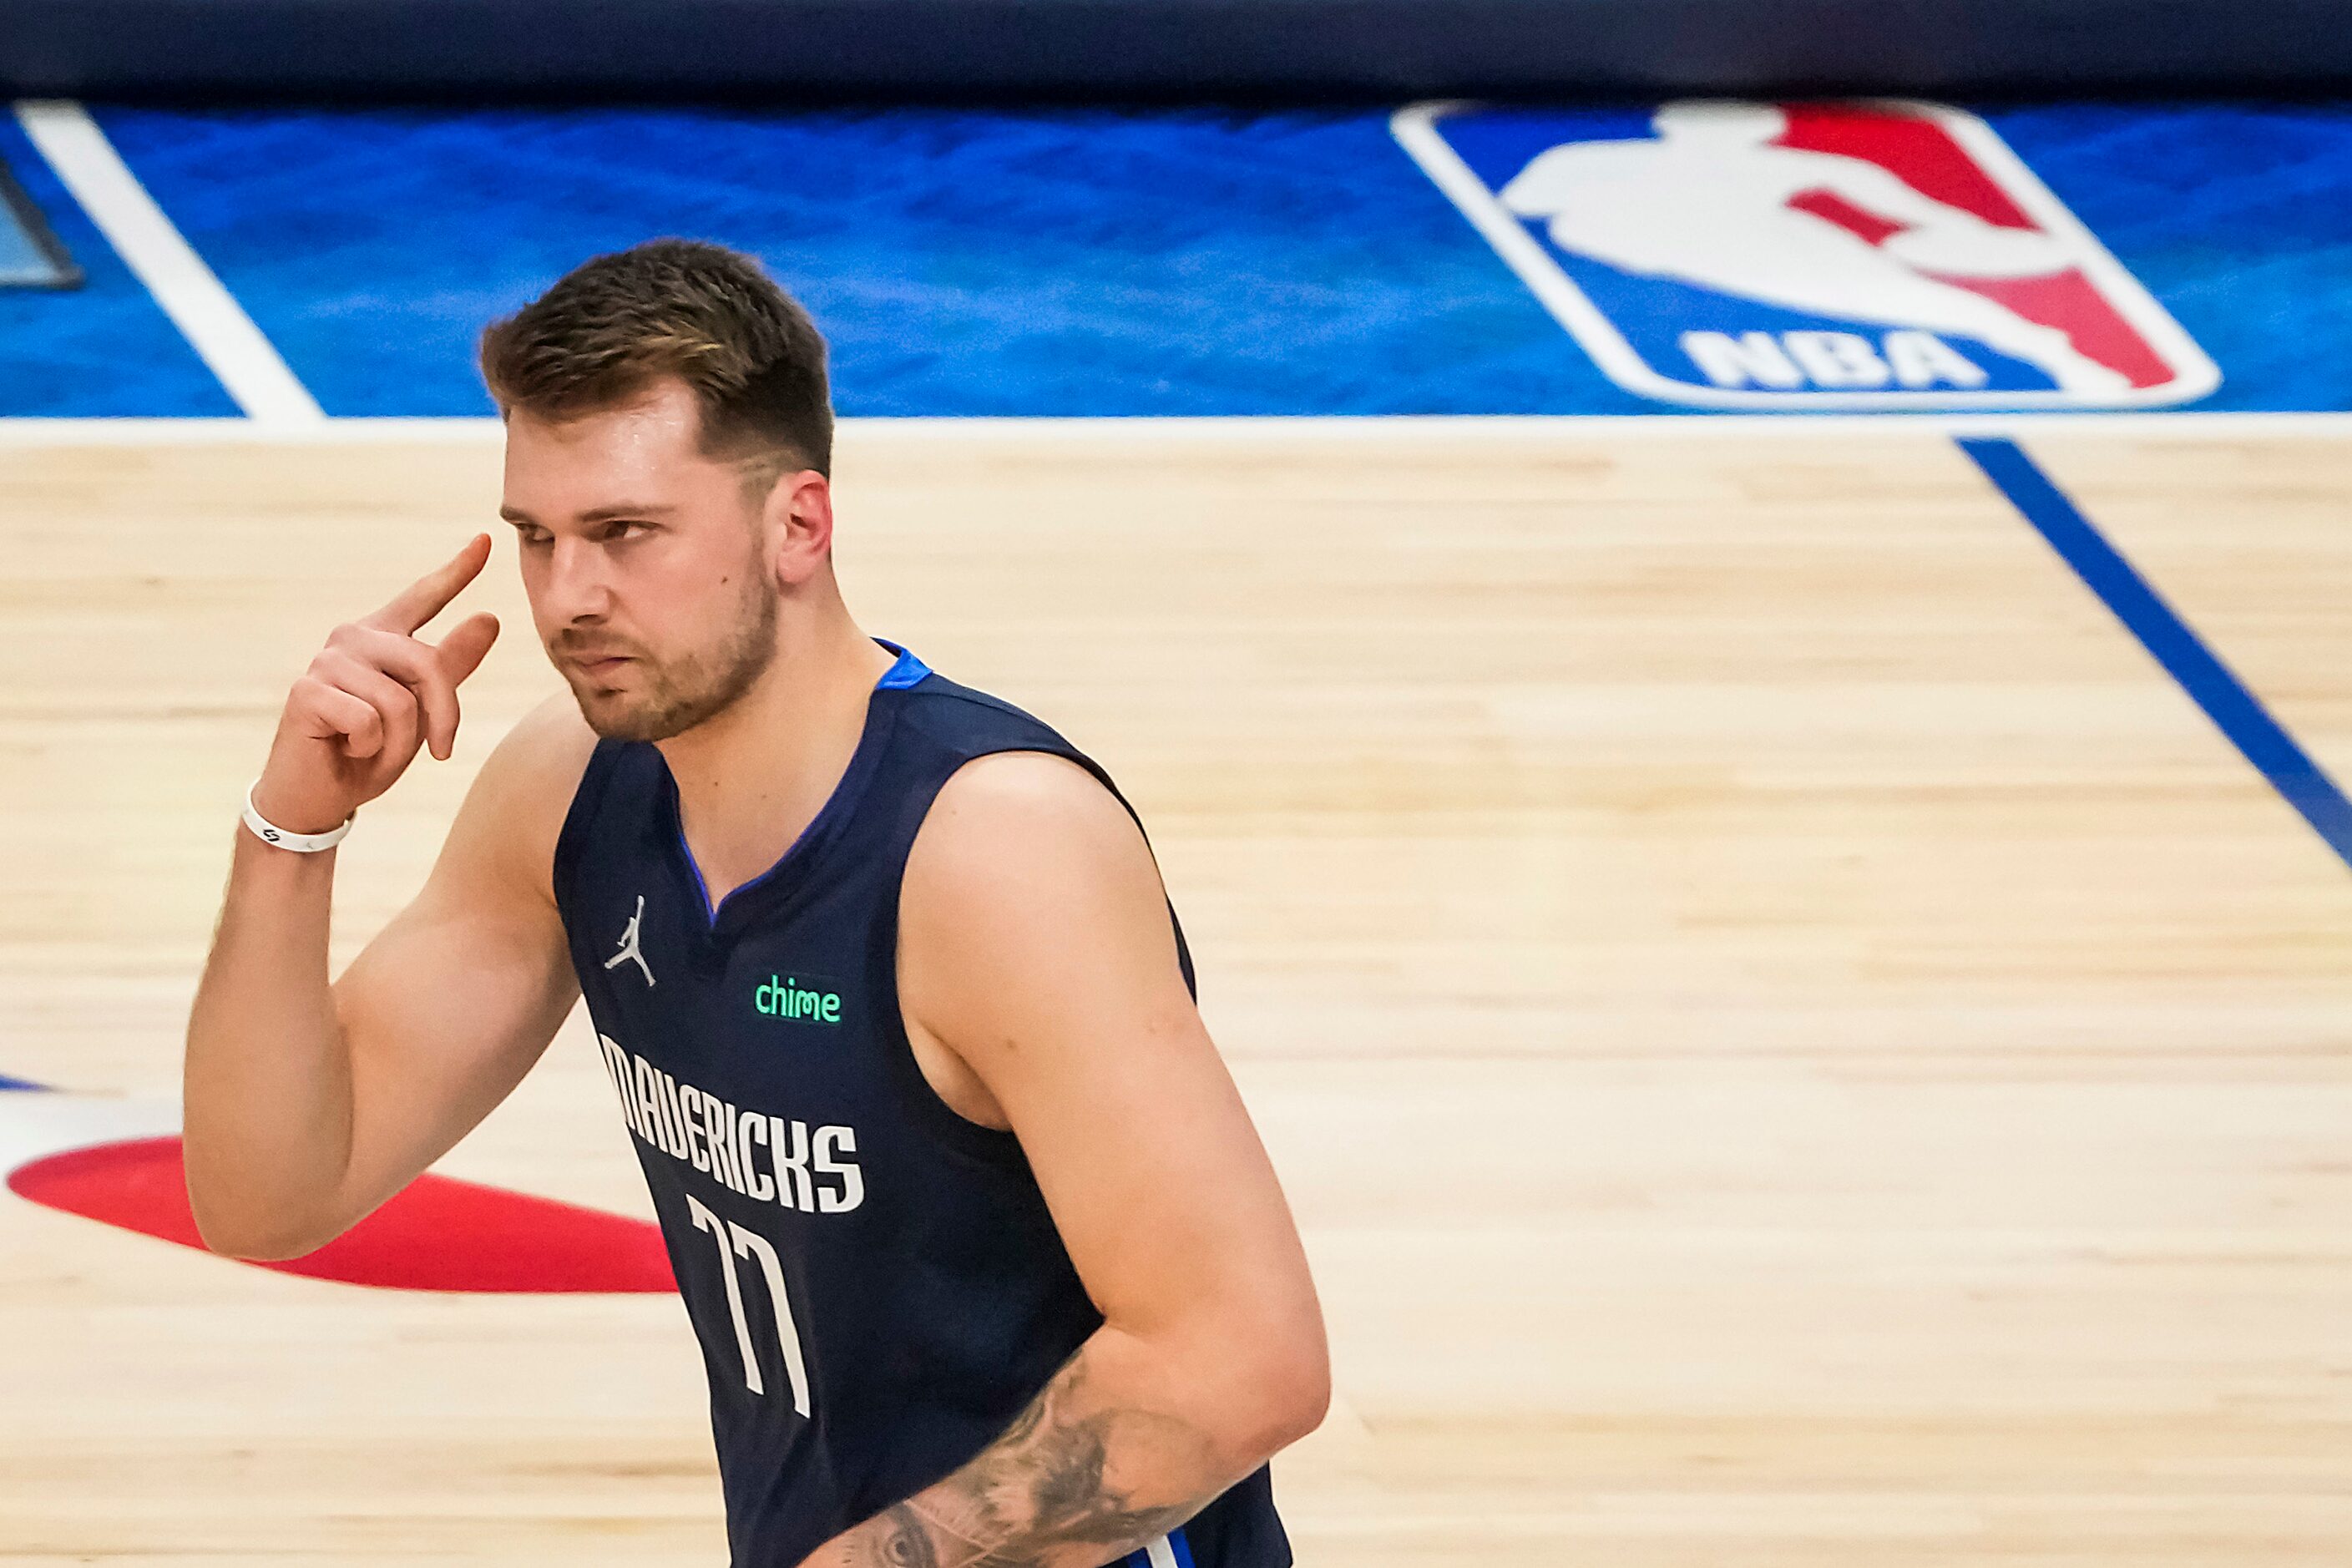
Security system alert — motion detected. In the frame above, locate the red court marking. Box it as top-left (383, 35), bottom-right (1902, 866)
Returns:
top-left (1778, 104), bottom-right (2031, 227)
top-left (8, 1136), bottom-right (676, 1292)
top-left (1775, 104), bottom-right (2169, 388)
top-left (1786, 190), bottom-right (1904, 245)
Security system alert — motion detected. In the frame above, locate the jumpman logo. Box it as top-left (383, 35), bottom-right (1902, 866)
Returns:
top-left (604, 895), bottom-right (655, 988)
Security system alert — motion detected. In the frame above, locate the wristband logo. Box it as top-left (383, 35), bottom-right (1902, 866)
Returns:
top-left (754, 975), bottom-right (844, 1025)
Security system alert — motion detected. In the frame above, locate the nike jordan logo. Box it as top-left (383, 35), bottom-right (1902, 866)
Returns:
top-left (604, 894), bottom-right (655, 987)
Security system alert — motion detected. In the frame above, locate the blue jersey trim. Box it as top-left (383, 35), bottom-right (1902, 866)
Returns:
top-left (1118, 1527), bottom-right (1195, 1568)
top-left (873, 637), bottom-right (933, 690)
top-left (673, 808), bottom-right (721, 924)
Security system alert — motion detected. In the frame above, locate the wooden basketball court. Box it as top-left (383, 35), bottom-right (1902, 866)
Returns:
top-left (2, 419), bottom-right (2347, 1564)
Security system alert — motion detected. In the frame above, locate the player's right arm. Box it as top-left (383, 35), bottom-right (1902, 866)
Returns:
top-left (182, 537), bottom-right (593, 1261)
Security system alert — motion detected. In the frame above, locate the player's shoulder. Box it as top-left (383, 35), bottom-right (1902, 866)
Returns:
top-left (478, 690), bottom-right (600, 808)
top-left (900, 750), bottom-right (1180, 1052)
top-left (438, 692), bottom-right (600, 905)
top-left (933, 747), bottom-right (1117, 819)
top-left (913, 749), bottom-right (1153, 904)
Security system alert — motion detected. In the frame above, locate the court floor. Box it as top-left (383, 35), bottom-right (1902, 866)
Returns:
top-left (1, 419), bottom-right (2346, 1565)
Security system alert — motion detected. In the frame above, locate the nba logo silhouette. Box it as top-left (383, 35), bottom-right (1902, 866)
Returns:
top-left (1394, 100), bottom-right (2218, 409)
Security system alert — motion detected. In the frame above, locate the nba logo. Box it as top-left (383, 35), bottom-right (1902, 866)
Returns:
top-left (1393, 100), bottom-right (2218, 409)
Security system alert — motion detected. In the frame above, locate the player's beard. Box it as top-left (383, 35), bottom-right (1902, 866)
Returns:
top-left (562, 570), bottom-right (779, 744)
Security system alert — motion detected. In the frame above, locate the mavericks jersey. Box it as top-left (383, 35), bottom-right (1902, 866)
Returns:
top-left (551, 639), bottom-right (1290, 1568)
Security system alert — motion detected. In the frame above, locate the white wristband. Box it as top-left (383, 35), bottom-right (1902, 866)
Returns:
top-left (242, 778), bottom-right (355, 852)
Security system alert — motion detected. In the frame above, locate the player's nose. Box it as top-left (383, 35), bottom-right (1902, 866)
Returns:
top-left (536, 534), bottom-right (619, 619)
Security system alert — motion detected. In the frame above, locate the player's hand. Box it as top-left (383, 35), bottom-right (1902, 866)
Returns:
top-left (251, 534), bottom-right (502, 834)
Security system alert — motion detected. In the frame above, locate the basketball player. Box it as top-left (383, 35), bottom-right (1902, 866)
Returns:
top-left (182, 240), bottom-right (1327, 1568)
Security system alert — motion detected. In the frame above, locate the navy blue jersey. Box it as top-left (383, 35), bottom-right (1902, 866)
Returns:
top-left (552, 638), bottom-right (1289, 1568)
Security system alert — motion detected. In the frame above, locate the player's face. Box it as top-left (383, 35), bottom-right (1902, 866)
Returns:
top-left (500, 379), bottom-right (784, 743)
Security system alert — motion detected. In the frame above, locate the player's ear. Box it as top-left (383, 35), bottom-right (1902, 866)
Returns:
top-left (765, 468), bottom-right (834, 584)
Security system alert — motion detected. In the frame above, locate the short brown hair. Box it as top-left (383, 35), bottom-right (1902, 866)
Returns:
top-left (479, 239), bottom-right (833, 478)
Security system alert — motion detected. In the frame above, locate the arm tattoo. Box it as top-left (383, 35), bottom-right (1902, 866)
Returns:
top-left (839, 1351), bottom-right (1221, 1568)
top-left (867, 1505), bottom-right (943, 1568)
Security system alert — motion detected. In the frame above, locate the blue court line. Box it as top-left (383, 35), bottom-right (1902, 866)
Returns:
top-left (0, 1072), bottom-right (47, 1090)
top-left (1960, 435), bottom-right (2352, 873)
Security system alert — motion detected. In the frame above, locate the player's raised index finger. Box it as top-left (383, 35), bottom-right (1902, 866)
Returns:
top-left (362, 534), bottom-right (493, 635)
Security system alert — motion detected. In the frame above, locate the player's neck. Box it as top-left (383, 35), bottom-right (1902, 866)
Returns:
top-left (655, 598), bottom-right (898, 905)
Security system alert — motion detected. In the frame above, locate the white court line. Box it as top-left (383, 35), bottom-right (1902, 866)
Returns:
top-left (0, 416), bottom-right (503, 446)
top-left (0, 1091), bottom-right (181, 1180)
top-left (0, 412), bottom-right (2347, 447)
top-left (13, 99), bottom-right (326, 429)
top-left (818, 412), bottom-right (2352, 440)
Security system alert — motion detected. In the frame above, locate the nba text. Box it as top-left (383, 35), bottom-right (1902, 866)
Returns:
top-left (1682, 329), bottom-right (1990, 390)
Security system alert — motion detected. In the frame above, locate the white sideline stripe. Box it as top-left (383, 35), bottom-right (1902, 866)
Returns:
top-left (13, 99), bottom-right (325, 429)
top-left (1143, 1535), bottom-right (1179, 1568)
top-left (0, 412), bottom-right (2348, 447)
top-left (0, 1092), bottom-right (181, 1181)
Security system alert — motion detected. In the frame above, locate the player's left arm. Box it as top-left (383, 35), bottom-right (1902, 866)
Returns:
top-left (799, 751), bottom-right (1330, 1568)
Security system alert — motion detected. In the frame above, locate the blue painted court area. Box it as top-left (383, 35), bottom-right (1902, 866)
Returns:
top-left (1994, 104), bottom-right (2352, 411)
top-left (0, 113), bottom-right (235, 415)
top-left (1, 100), bottom-right (2349, 417)
top-left (1, 173), bottom-right (71, 286)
